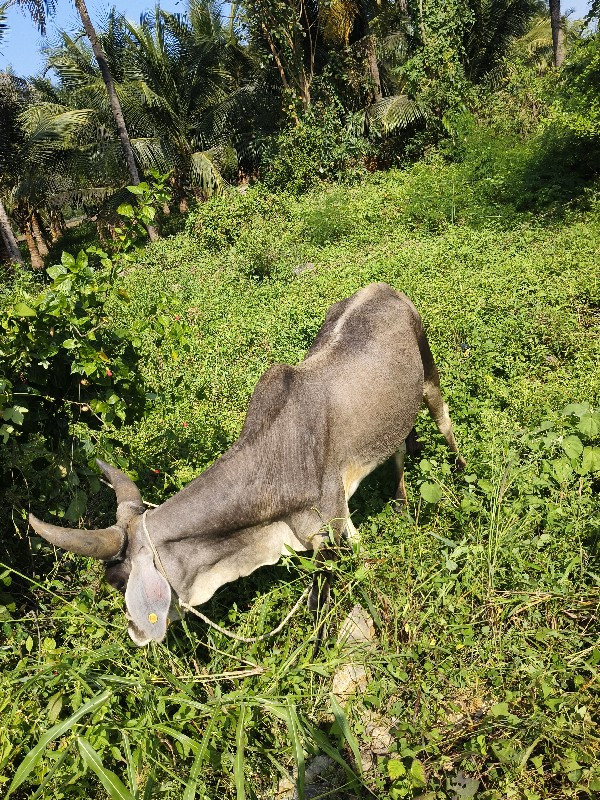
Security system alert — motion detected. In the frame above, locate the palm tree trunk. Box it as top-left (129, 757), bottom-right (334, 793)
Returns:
top-left (73, 0), bottom-right (158, 241)
top-left (366, 35), bottom-right (382, 103)
top-left (73, 0), bottom-right (139, 184)
top-left (31, 212), bottom-right (49, 257)
top-left (0, 197), bottom-right (24, 265)
top-left (549, 0), bottom-right (565, 67)
top-left (24, 221), bottom-right (45, 269)
top-left (49, 210), bottom-right (65, 243)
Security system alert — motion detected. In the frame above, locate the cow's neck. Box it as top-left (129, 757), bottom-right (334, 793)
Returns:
top-left (140, 442), bottom-right (312, 606)
top-left (147, 440), bottom-right (293, 544)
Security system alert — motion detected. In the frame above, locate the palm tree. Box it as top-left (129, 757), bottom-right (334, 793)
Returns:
top-left (0, 71), bottom-right (28, 266)
top-left (0, 197), bottom-right (22, 265)
top-left (549, 0), bottom-right (565, 66)
top-left (45, 2), bottom-right (259, 204)
top-left (71, 0), bottom-right (141, 186)
top-left (462, 0), bottom-right (542, 81)
top-left (122, 2), bottom-right (253, 202)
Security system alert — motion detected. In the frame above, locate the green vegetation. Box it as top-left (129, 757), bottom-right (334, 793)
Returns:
top-left (1, 0), bottom-right (600, 798)
top-left (2, 100), bottom-right (600, 796)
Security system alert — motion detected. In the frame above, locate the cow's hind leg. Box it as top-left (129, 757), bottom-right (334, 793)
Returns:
top-left (415, 313), bottom-right (466, 470)
top-left (423, 379), bottom-right (466, 470)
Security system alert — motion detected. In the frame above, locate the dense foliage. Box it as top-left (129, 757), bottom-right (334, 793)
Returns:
top-left (1, 2), bottom-right (600, 799)
top-left (1, 89), bottom-right (600, 796)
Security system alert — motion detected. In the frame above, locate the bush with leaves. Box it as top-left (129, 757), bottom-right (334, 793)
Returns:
top-left (261, 103), bottom-right (372, 194)
top-left (0, 173), bottom-right (188, 547)
top-left (547, 32), bottom-right (600, 145)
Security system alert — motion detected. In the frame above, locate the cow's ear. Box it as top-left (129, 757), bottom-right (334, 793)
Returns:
top-left (125, 550), bottom-right (171, 645)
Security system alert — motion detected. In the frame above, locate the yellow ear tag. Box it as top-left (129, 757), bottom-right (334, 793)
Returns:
top-left (148, 612), bottom-right (158, 624)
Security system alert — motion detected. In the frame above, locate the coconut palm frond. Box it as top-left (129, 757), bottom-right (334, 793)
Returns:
top-left (19, 104), bottom-right (95, 151)
top-left (464, 0), bottom-right (540, 80)
top-left (516, 13), bottom-right (552, 53)
top-left (131, 137), bottom-right (172, 173)
top-left (321, 0), bottom-right (360, 45)
top-left (368, 94), bottom-right (424, 133)
top-left (0, 1), bottom-right (9, 45)
top-left (190, 150), bottom-right (223, 194)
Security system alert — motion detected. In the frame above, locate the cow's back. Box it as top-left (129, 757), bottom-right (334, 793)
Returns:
top-left (301, 283), bottom-right (425, 467)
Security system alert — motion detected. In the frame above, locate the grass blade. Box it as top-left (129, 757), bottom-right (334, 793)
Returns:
top-left (7, 688), bottom-right (111, 796)
top-left (330, 693), bottom-right (363, 773)
top-left (234, 705), bottom-right (247, 800)
top-left (155, 724), bottom-right (203, 756)
top-left (183, 715), bottom-right (216, 800)
top-left (303, 719), bottom-right (361, 785)
top-left (121, 732), bottom-right (138, 799)
top-left (286, 699), bottom-right (305, 800)
top-left (78, 736), bottom-right (135, 800)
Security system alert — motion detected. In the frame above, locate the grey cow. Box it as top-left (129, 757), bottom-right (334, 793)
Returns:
top-left (30, 283), bottom-right (465, 645)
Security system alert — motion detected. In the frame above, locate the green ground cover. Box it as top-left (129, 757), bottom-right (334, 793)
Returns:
top-left (1, 135), bottom-right (599, 798)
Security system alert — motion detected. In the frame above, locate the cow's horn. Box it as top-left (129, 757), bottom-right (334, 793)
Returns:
top-left (28, 514), bottom-right (125, 560)
top-left (96, 459), bottom-right (144, 511)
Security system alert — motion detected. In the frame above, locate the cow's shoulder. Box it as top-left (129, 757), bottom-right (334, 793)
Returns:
top-left (240, 363), bottom-right (299, 439)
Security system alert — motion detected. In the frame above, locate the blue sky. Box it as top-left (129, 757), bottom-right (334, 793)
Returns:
top-left (0, 0), bottom-right (186, 75)
top-left (0, 0), bottom-right (594, 76)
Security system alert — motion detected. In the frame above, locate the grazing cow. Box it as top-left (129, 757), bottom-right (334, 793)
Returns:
top-left (29, 283), bottom-right (465, 645)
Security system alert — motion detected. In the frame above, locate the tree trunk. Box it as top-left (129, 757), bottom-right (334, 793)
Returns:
top-left (366, 35), bottom-right (382, 103)
top-left (24, 221), bottom-right (45, 269)
top-left (49, 210), bottom-right (65, 243)
top-left (0, 197), bottom-right (24, 265)
top-left (549, 0), bottom-right (565, 67)
top-left (73, 0), bottom-right (158, 242)
top-left (31, 212), bottom-right (49, 257)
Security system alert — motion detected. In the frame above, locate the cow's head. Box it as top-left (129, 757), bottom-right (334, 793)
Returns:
top-left (29, 460), bottom-right (172, 645)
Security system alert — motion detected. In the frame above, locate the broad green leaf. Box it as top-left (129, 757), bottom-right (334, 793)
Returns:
top-left (117, 203), bottom-right (135, 218)
top-left (140, 206), bottom-right (156, 222)
top-left (65, 490), bottom-right (87, 522)
top-left (47, 265), bottom-right (67, 279)
top-left (582, 446), bottom-right (600, 474)
top-left (78, 737), bottom-right (135, 800)
top-left (562, 403), bottom-right (590, 417)
top-left (61, 338), bottom-right (77, 349)
top-left (577, 413), bottom-right (599, 438)
top-left (330, 693), bottom-right (362, 773)
top-left (61, 251), bottom-right (76, 267)
top-left (410, 758), bottom-right (426, 787)
top-left (2, 406), bottom-right (26, 425)
top-left (7, 689), bottom-right (110, 795)
top-left (420, 482), bottom-right (442, 504)
top-left (552, 457), bottom-right (572, 483)
top-left (47, 692), bottom-right (63, 724)
top-left (562, 435), bottom-right (583, 459)
top-left (127, 183), bottom-right (147, 195)
top-left (387, 758), bottom-right (406, 779)
top-left (489, 702), bottom-right (509, 717)
top-left (562, 403), bottom-right (589, 418)
top-left (13, 302), bottom-right (36, 317)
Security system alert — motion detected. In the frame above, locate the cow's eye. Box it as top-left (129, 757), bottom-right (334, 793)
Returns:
top-left (105, 563), bottom-right (130, 593)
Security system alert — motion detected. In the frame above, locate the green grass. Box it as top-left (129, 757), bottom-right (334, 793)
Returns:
top-left (1, 144), bottom-right (599, 799)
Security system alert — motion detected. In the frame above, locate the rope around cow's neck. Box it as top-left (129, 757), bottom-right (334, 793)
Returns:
top-left (141, 510), bottom-right (310, 644)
